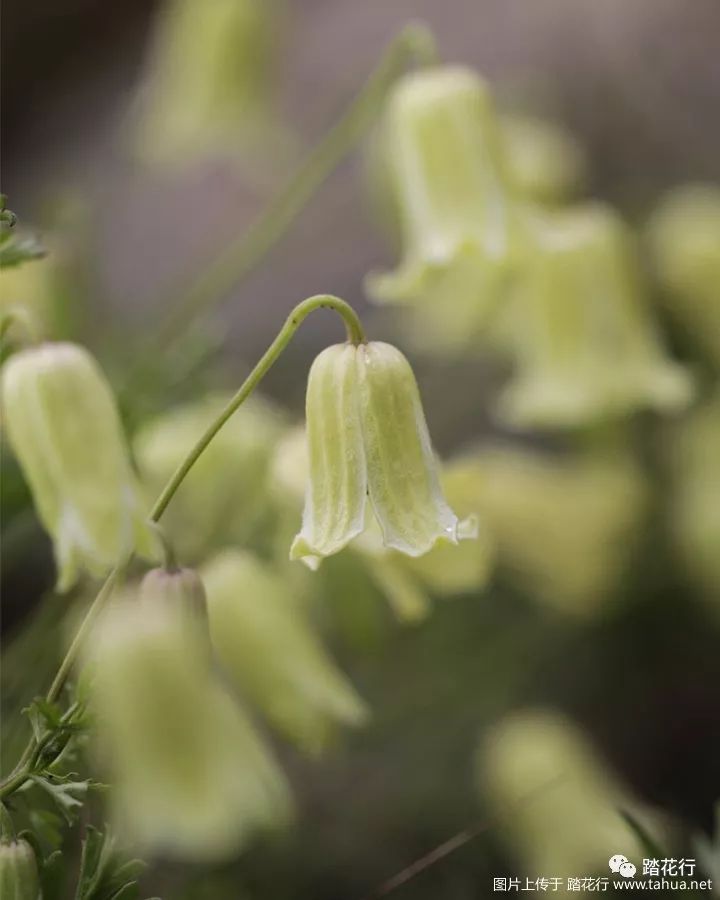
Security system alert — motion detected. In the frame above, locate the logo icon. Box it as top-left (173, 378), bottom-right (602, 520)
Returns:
top-left (619, 862), bottom-right (637, 878)
top-left (609, 855), bottom-right (627, 874)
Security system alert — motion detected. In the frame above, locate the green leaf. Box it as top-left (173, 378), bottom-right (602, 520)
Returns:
top-left (0, 195), bottom-right (45, 267)
top-left (618, 807), bottom-right (667, 860)
top-left (31, 774), bottom-right (91, 825)
top-left (73, 826), bottom-right (146, 900)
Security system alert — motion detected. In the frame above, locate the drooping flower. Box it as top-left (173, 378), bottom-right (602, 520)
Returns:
top-left (130, 0), bottom-right (286, 167)
top-left (273, 425), bottom-right (491, 624)
top-left (499, 204), bottom-right (693, 427)
top-left (83, 597), bottom-right (290, 860)
top-left (645, 183), bottom-right (720, 368)
top-left (478, 710), bottom-right (649, 877)
top-left (365, 66), bottom-right (518, 354)
top-left (134, 393), bottom-right (284, 563)
top-left (441, 447), bottom-right (647, 618)
top-left (202, 550), bottom-right (367, 754)
top-left (290, 341), bottom-right (476, 569)
top-left (1, 342), bottom-right (156, 590)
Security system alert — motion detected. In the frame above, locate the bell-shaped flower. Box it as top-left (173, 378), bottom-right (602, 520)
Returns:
top-left (135, 393), bottom-right (284, 563)
top-left (202, 550), bottom-right (367, 753)
top-left (130, 0), bottom-right (287, 168)
top-left (365, 66), bottom-right (518, 354)
top-left (273, 426), bottom-right (489, 624)
top-left (443, 447), bottom-right (647, 618)
top-left (478, 709), bottom-right (650, 877)
top-left (290, 341), bottom-right (475, 569)
top-left (1, 342), bottom-right (156, 590)
top-left (499, 112), bottom-right (587, 207)
top-left (645, 183), bottom-right (720, 368)
top-left (83, 597), bottom-right (290, 860)
top-left (499, 204), bottom-right (693, 427)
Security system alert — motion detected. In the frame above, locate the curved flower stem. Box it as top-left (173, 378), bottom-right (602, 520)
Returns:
top-left (0, 294), bottom-right (365, 800)
top-left (150, 294), bottom-right (365, 521)
top-left (121, 23), bottom-right (435, 395)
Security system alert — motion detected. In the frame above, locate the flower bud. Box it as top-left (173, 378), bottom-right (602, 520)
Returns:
top-left (139, 565), bottom-right (208, 625)
top-left (290, 341), bottom-right (475, 568)
top-left (500, 204), bottom-right (692, 427)
top-left (645, 183), bottom-right (720, 367)
top-left (366, 66), bottom-right (518, 353)
top-left (478, 710), bottom-right (645, 877)
top-left (135, 393), bottom-right (284, 563)
top-left (203, 550), bottom-right (367, 753)
top-left (84, 598), bottom-right (290, 860)
top-left (0, 837), bottom-right (40, 900)
top-left (131, 0), bottom-right (284, 166)
top-left (1, 342), bottom-right (156, 590)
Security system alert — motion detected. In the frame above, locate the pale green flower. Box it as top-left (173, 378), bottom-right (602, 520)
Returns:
top-left (500, 204), bottom-right (692, 427)
top-left (0, 837), bottom-right (39, 900)
top-left (130, 0), bottom-right (286, 167)
top-left (646, 183), bottom-right (720, 367)
top-left (1, 342), bottom-right (156, 590)
top-left (443, 447), bottom-right (647, 618)
top-left (84, 598), bottom-right (290, 860)
top-left (203, 550), bottom-right (367, 754)
top-left (290, 341), bottom-right (475, 569)
top-left (479, 710), bottom-right (647, 878)
top-left (366, 66), bottom-right (518, 354)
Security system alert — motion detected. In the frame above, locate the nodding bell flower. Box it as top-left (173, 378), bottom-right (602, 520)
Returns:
top-left (499, 204), bottom-right (693, 427)
top-left (202, 550), bottom-right (367, 754)
top-left (83, 598), bottom-right (290, 860)
top-left (645, 183), bottom-right (720, 367)
top-left (479, 710), bottom-right (647, 878)
top-left (366, 66), bottom-right (517, 354)
top-left (290, 340), bottom-right (476, 569)
top-left (131, 0), bottom-right (285, 167)
top-left (1, 343), bottom-right (156, 591)
top-left (0, 836), bottom-right (40, 900)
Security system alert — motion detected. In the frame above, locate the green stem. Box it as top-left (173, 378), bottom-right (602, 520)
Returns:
top-left (150, 294), bottom-right (365, 521)
top-left (0, 294), bottom-right (365, 800)
top-left (121, 23), bottom-right (435, 394)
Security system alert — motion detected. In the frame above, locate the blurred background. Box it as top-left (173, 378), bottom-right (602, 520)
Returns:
top-left (2, 0), bottom-right (720, 897)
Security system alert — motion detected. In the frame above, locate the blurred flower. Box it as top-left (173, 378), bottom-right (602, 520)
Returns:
top-left (0, 836), bottom-right (39, 900)
top-left (134, 393), bottom-right (285, 563)
top-left (499, 204), bottom-right (692, 427)
top-left (139, 564), bottom-right (208, 627)
top-left (667, 393), bottom-right (720, 615)
top-left (499, 112), bottom-right (587, 206)
top-left (445, 446), bottom-right (647, 617)
top-left (202, 550), bottom-right (367, 753)
top-left (290, 341), bottom-right (476, 569)
top-left (130, 0), bottom-right (286, 167)
top-left (478, 709), bottom-right (644, 876)
top-left (84, 597), bottom-right (290, 860)
top-left (366, 66), bottom-right (518, 355)
top-left (645, 183), bottom-right (720, 367)
top-left (1, 343), bottom-right (156, 590)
